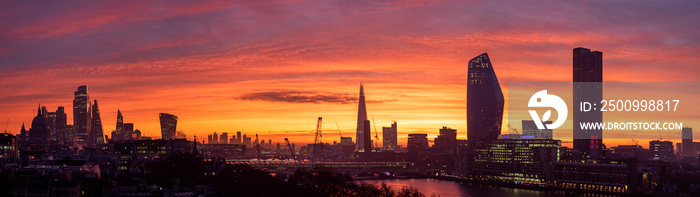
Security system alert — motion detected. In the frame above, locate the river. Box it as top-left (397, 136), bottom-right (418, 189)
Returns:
top-left (359, 179), bottom-right (622, 197)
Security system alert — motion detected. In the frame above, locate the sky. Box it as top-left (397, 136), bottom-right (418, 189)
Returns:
top-left (1, 0), bottom-right (699, 147)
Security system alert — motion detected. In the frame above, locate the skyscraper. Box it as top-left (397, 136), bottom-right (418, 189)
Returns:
top-left (90, 100), bottom-right (105, 146)
top-left (115, 110), bottom-right (123, 141)
top-left (213, 132), bottom-right (218, 144)
top-left (467, 53), bottom-right (504, 147)
top-left (356, 83), bottom-right (368, 151)
top-left (55, 107), bottom-right (67, 145)
top-left (363, 120), bottom-right (371, 152)
top-left (220, 132), bottom-right (228, 144)
top-left (573, 47), bottom-right (603, 158)
top-left (682, 127), bottom-right (694, 157)
top-left (159, 113), bottom-right (178, 140)
top-left (47, 111), bottom-right (56, 142)
top-left (237, 131), bottom-right (242, 144)
top-left (382, 121), bottom-right (397, 149)
top-left (73, 85), bottom-right (91, 148)
top-left (123, 123), bottom-right (134, 140)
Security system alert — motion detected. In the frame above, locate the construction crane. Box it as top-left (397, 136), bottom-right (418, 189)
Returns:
top-left (372, 117), bottom-right (379, 150)
top-left (507, 123), bottom-right (519, 135)
top-left (284, 138), bottom-right (297, 171)
top-left (312, 117), bottom-right (322, 167)
top-left (335, 121), bottom-right (342, 138)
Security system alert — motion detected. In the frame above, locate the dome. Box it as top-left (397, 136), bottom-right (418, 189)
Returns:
top-left (29, 106), bottom-right (49, 140)
top-left (31, 107), bottom-right (48, 130)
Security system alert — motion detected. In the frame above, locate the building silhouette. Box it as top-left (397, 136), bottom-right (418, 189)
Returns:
top-left (407, 133), bottom-right (428, 161)
top-left (573, 47), bottom-right (603, 158)
top-left (112, 110), bottom-right (124, 141)
top-left (236, 131), bottom-right (242, 144)
top-left (682, 127), bottom-right (694, 157)
top-left (123, 123), bottom-right (134, 140)
top-left (522, 120), bottom-right (553, 139)
top-left (213, 132), bottom-right (219, 144)
top-left (467, 53), bottom-right (504, 147)
top-left (650, 140), bottom-right (674, 161)
top-left (434, 126), bottom-right (457, 154)
top-left (382, 121), bottom-right (397, 150)
top-left (356, 83), bottom-right (368, 151)
top-left (363, 120), bottom-right (371, 153)
top-left (159, 113), bottom-right (178, 140)
top-left (220, 132), bottom-right (228, 144)
top-left (90, 100), bottom-right (105, 146)
top-left (73, 85), bottom-right (91, 148)
top-left (55, 106), bottom-right (68, 145)
top-left (28, 106), bottom-right (50, 146)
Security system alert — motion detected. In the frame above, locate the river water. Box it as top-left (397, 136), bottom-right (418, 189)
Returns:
top-left (359, 179), bottom-right (621, 197)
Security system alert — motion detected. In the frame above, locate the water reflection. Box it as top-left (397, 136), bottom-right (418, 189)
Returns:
top-left (359, 179), bottom-right (622, 197)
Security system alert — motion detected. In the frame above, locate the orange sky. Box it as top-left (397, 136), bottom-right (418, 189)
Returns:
top-left (1, 0), bottom-right (699, 147)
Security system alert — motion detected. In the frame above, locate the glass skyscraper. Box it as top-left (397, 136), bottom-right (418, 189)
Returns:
top-left (355, 83), bottom-right (368, 151)
top-left (160, 113), bottom-right (178, 140)
top-left (467, 53), bottom-right (504, 147)
top-left (73, 85), bottom-right (90, 148)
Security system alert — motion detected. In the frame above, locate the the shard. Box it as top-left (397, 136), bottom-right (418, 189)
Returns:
top-left (355, 83), bottom-right (368, 151)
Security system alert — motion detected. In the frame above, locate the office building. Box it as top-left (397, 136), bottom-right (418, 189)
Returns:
top-left (220, 132), bottom-right (229, 144)
top-left (434, 126), bottom-right (457, 153)
top-left (159, 113), bottom-right (178, 140)
top-left (90, 100), bottom-right (105, 146)
top-left (467, 53), bottom-right (504, 147)
top-left (123, 123), bottom-right (134, 140)
top-left (407, 134), bottom-right (428, 154)
top-left (682, 127), bottom-right (694, 157)
top-left (573, 47), bottom-right (603, 158)
top-left (522, 120), bottom-right (553, 139)
top-left (213, 132), bottom-right (218, 144)
top-left (356, 83), bottom-right (369, 151)
top-left (113, 109), bottom-right (124, 141)
top-left (472, 139), bottom-right (560, 185)
top-left (363, 120), bottom-right (371, 152)
top-left (237, 131), bottom-right (242, 144)
top-left (73, 85), bottom-right (91, 147)
top-left (382, 121), bottom-right (397, 149)
top-left (55, 106), bottom-right (68, 145)
top-left (650, 140), bottom-right (674, 161)
top-left (242, 134), bottom-right (251, 147)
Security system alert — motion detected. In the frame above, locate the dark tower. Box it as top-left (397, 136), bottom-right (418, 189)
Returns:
top-left (159, 113), bottom-right (178, 140)
top-left (90, 100), bottom-right (105, 146)
top-left (573, 47), bottom-right (603, 158)
top-left (363, 120), bottom-right (371, 153)
top-left (115, 110), bottom-right (123, 141)
top-left (467, 53), bottom-right (504, 147)
top-left (73, 85), bottom-right (90, 148)
top-left (55, 107), bottom-right (67, 145)
top-left (356, 83), bottom-right (369, 151)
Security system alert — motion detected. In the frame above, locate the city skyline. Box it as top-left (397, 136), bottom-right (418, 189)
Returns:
top-left (2, 1), bottom-right (700, 147)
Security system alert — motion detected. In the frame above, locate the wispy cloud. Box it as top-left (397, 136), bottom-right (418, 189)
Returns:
top-left (238, 91), bottom-right (357, 104)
